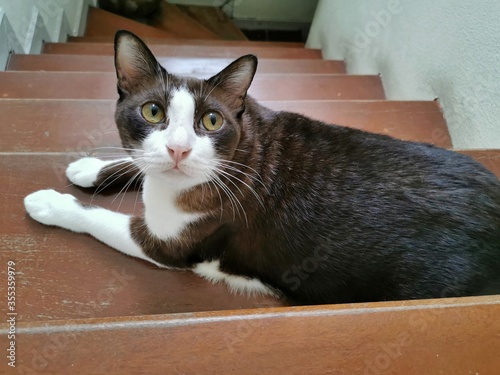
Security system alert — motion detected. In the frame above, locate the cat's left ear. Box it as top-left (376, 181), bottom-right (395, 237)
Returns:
top-left (114, 30), bottom-right (162, 94)
top-left (207, 54), bottom-right (257, 104)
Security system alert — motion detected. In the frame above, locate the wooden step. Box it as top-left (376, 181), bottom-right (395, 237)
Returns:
top-left (0, 72), bottom-right (385, 100)
top-left (42, 42), bottom-right (323, 59)
top-left (149, 0), bottom-right (220, 40)
top-left (7, 54), bottom-right (346, 75)
top-left (68, 36), bottom-right (305, 48)
top-left (177, 4), bottom-right (248, 40)
top-left (0, 99), bottom-right (450, 152)
top-left (457, 150), bottom-right (500, 177)
top-left (85, 7), bottom-right (176, 39)
top-left (7, 296), bottom-right (500, 374)
top-left (0, 154), bottom-right (282, 322)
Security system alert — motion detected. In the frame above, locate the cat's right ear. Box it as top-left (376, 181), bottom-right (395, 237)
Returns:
top-left (207, 54), bottom-right (258, 104)
top-left (114, 30), bottom-right (162, 95)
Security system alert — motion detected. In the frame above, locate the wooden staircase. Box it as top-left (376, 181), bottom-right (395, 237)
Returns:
top-left (1, 4), bottom-right (499, 374)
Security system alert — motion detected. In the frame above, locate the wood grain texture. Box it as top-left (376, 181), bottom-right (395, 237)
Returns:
top-left (177, 4), bottom-right (248, 40)
top-left (0, 99), bottom-right (450, 152)
top-left (7, 54), bottom-right (346, 75)
top-left (0, 154), bottom-right (283, 323)
top-left (68, 35), bottom-right (305, 48)
top-left (85, 7), bottom-right (176, 39)
top-left (3, 296), bottom-right (499, 374)
top-left (2, 4), bottom-right (499, 375)
top-left (42, 42), bottom-right (323, 59)
top-left (149, 0), bottom-right (220, 40)
top-left (0, 72), bottom-right (385, 100)
top-left (458, 149), bottom-right (500, 177)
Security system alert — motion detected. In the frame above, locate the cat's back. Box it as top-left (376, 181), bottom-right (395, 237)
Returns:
top-left (261, 108), bottom-right (499, 190)
top-left (253, 106), bottom-right (500, 246)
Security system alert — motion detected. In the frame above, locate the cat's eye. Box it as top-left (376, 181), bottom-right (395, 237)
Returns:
top-left (141, 102), bottom-right (165, 124)
top-left (201, 111), bottom-right (224, 131)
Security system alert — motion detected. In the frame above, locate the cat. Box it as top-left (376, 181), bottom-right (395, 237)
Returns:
top-left (24, 30), bottom-right (500, 305)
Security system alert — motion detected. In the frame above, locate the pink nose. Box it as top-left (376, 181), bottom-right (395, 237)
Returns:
top-left (167, 145), bottom-right (192, 165)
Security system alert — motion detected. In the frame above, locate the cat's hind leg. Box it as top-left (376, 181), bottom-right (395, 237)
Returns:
top-left (24, 189), bottom-right (165, 268)
top-left (67, 157), bottom-right (140, 189)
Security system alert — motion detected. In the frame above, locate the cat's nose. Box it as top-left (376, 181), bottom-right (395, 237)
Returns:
top-left (167, 145), bottom-right (192, 165)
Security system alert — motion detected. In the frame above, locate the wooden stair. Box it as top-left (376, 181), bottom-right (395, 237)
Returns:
top-left (1, 4), bottom-right (499, 374)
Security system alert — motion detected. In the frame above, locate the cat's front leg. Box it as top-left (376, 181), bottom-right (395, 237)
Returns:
top-left (24, 189), bottom-right (165, 268)
top-left (66, 157), bottom-right (140, 189)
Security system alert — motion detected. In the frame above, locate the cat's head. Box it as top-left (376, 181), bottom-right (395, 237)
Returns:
top-left (113, 30), bottom-right (257, 190)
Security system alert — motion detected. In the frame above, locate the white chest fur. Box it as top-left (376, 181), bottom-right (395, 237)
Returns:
top-left (142, 175), bottom-right (201, 240)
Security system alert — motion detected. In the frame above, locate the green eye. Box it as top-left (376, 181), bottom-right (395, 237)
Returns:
top-left (141, 102), bottom-right (165, 124)
top-left (202, 111), bottom-right (223, 131)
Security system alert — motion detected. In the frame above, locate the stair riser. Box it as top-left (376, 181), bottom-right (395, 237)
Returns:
top-left (0, 100), bottom-right (450, 152)
top-left (43, 42), bottom-right (323, 59)
top-left (85, 7), bottom-right (175, 38)
top-left (68, 36), bottom-right (305, 48)
top-left (150, 1), bottom-right (220, 40)
top-left (13, 299), bottom-right (500, 375)
top-left (7, 54), bottom-right (346, 75)
top-left (0, 155), bottom-right (280, 321)
top-left (0, 72), bottom-right (384, 100)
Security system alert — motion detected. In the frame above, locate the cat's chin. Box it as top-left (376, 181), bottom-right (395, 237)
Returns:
top-left (145, 167), bottom-right (208, 191)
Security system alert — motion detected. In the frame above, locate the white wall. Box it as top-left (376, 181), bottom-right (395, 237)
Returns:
top-left (307, 0), bottom-right (500, 149)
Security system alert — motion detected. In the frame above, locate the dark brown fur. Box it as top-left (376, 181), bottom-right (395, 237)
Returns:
top-left (99, 30), bottom-right (500, 305)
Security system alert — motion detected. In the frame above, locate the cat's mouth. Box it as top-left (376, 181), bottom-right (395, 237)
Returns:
top-left (169, 165), bottom-right (188, 174)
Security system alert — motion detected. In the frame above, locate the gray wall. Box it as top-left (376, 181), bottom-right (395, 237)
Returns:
top-left (307, 0), bottom-right (500, 149)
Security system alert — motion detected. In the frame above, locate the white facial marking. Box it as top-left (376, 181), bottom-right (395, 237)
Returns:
top-left (193, 260), bottom-right (275, 296)
top-left (166, 88), bottom-right (197, 151)
top-left (140, 86), bottom-right (219, 190)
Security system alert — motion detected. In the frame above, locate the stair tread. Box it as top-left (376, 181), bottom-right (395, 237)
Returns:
top-left (177, 4), bottom-right (248, 40)
top-left (149, 1), bottom-right (220, 40)
top-left (7, 54), bottom-right (346, 75)
top-left (457, 150), bottom-right (500, 177)
top-left (85, 7), bottom-right (176, 39)
top-left (68, 36), bottom-right (305, 48)
top-left (0, 99), bottom-right (450, 151)
top-left (0, 72), bottom-right (385, 100)
top-left (42, 42), bottom-right (322, 59)
top-left (11, 296), bottom-right (500, 374)
top-left (0, 153), bottom-right (282, 322)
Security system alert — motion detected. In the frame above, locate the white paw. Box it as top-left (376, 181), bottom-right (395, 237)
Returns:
top-left (66, 157), bottom-right (106, 188)
top-left (24, 190), bottom-right (84, 232)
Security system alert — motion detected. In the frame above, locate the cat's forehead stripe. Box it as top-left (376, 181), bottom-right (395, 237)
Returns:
top-left (170, 86), bottom-right (193, 105)
top-left (166, 87), bottom-right (197, 147)
top-left (167, 87), bottom-right (195, 123)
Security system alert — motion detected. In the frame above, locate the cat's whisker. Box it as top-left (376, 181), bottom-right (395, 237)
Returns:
top-left (211, 174), bottom-right (242, 223)
top-left (200, 171), bottom-right (224, 221)
top-left (214, 167), bottom-right (266, 209)
top-left (211, 172), bottom-right (249, 226)
top-left (215, 159), bottom-right (271, 196)
top-left (88, 146), bottom-right (144, 154)
top-left (92, 160), bottom-right (140, 197)
top-left (130, 163), bottom-right (149, 215)
top-left (213, 167), bottom-right (246, 198)
top-left (114, 169), bottom-right (143, 211)
top-left (234, 148), bottom-right (250, 154)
